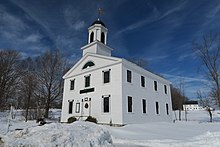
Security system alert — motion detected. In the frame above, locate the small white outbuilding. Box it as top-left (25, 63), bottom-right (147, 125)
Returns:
top-left (61, 19), bottom-right (173, 125)
top-left (183, 101), bottom-right (202, 111)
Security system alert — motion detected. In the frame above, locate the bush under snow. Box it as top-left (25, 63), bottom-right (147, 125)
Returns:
top-left (0, 121), bottom-right (113, 147)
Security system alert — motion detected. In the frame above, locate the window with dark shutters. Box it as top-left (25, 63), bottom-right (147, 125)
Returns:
top-left (103, 97), bottom-right (109, 113)
top-left (103, 70), bottom-right (110, 83)
top-left (156, 101), bottom-right (159, 114)
top-left (70, 80), bottom-right (75, 90)
top-left (127, 70), bottom-right (132, 83)
top-left (154, 81), bottom-right (158, 91)
top-left (69, 101), bottom-right (73, 114)
top-left (142, 99), bottom-right (147, 114)
top-left (85, 76), bottom-right (90, 87)
top-left (166, 103), bottom-right (169, 115)
top-left (141, 76), bottom-right (145, 87)
top-left (164, 85), bottom-right (167, 94)
top-left (128, 96), bottom-right (132, 112)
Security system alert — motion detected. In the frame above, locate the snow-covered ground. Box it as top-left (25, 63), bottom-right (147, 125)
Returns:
top-left (0, 109), bottom-right (220, 147)
top-left (1, 121), bottom-right (113, 147)
top-left (110, 121), bottom-right (220, 147)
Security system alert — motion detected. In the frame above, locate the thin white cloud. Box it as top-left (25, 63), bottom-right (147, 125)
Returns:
top-left (24, 33), bottom-right (42, 43)
top-left (147, 55), bottom-right (169, 61)
top-left (207, 3), bottom-right (220, 18)
top-left (163, 73), bottom-right (208, 83)
top-left (118, 19), bottom-right (150, 34)
top-left (0, 7), bottom-right (33, 41)
top-left (194, 2), bottom-right (220, 35)
top-left (117, 1), bottom-right (187, 35)
top-left (0, 6), bottom-right (27, 33)
top-left (8, 0), bottom-right (57, 42)
top-left (0, 4), bottom-right (50, 54)
top-left (162, 73), bottom-right (210, 98)
top-left (178, 53), bottom-right (195, 62)
top-left (63, 7), bottom-right (85, 30)
top-left (73, 21), bottom-right (85, 30)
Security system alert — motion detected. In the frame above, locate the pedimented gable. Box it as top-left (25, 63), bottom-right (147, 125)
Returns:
top-left (63, 53), bottom-right (122, 79)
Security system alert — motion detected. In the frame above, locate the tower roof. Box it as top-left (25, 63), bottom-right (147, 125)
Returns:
top-left (91, 20), bottom-right (106, 27)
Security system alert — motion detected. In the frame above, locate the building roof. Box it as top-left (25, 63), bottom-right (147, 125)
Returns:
top-left (91, 20), bottom-right (106, 27)
top-left (183, 101), bottom-right (198, 105)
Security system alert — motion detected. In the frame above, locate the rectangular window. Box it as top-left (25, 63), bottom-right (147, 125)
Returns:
top-left (85, 75), bottom-right (90, 87)
top-left (166, 103), bottom-right (169, 115)
top-left (103, 70), bottom-right (110, 83)
top-left (164, 85), bottom-right (167, 94)
top-left (156, 101), bottom-right (159, 115)
top-left (75, 103), bottom-right (80, 113)
top-left (70, 80), bottom-right (75, 90)
top-left (142, 99), bottom-right (147, 114)
top-left (128, 96), bottom-right (132, 112)
top-left (68, 101), bottom-right (73, 114)
top-left (154, 81), bottom-right (158, 91)
top-left (127, 70), bottom-right (132, 83)
top-left (103, 96), bottom-right (110, 113)
top-left (141, 76), bottom-right (145, 87)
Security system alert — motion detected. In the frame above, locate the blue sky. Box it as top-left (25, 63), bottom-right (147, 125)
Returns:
top-left (1, 0), bottom-right (220, 99)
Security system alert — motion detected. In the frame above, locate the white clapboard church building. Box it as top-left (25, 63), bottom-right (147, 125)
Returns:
top-left (61, 19), bottom-right (173, 125)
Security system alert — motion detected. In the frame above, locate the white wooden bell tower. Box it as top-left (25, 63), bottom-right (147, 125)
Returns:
top-left (88, 19), bottom-right (108, 45)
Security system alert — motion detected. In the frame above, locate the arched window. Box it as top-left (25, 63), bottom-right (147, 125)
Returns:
top-left (82, 61), bottom-right (95, 69)
top-left (90, 32), bottom-right (94, 43)
top-left (101, 32), bottom-right (105, 44)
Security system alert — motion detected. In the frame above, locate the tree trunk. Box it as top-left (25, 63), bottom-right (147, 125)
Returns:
top-left (179, 109), bottom-right (181, 121)
top-left (25, 89), bottom-right (31, 122)
top-left (25, 107), bottom-right (28, 122)
top-left (44, 100), bottom-right (50, 118)
top-left (174, 111), bottom-right (177, 120)
top-left (208, 109), bottom-right (212, 122)
top-left (25, 93), bottom-right (31, 122)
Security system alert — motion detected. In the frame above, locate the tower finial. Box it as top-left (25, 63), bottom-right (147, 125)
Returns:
top-left (97, 8), bottom-right (104, 20)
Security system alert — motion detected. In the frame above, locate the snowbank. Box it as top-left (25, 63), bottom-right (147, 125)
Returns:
top-left (109, 110), bottom-right (220, 147)
top-left (112, 131), bottom-right (220, 147)
top-left (0, 121), bottom-right (113, 147)
top-left (1, 109), bottom-right (220, 147)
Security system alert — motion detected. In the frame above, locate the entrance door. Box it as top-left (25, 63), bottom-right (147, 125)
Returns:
top-left (81, 98), bottom-right (91, 119)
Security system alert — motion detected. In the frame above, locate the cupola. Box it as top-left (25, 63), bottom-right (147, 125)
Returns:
top-left (81, 18), bottom-right (113, 57)
top-left (88, 19), bottom-right (108, 45)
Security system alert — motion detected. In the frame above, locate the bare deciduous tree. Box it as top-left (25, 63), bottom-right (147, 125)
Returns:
top-left (171, 85), bottom-right (188, 121)
top-left (19, 57), bottom-right (38, 122)
top-left (36, 50), bottom-right (66, 118)
top-left (0, 50), bottom-right (20, 109)
top-left (197, 90), bottom-right (213, 122)
top-left (193, 33), bottom-right (220, 107)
